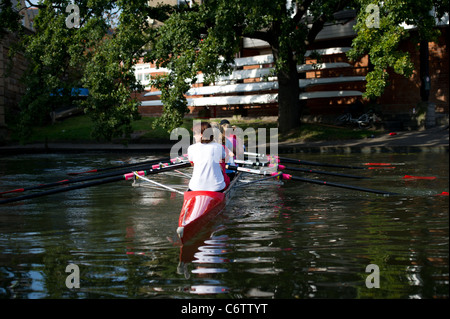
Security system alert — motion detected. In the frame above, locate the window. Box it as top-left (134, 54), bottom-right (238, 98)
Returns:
top-left (177, 0), bottom-right (193, 8)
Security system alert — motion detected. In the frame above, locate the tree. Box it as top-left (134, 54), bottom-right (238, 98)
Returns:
top-left (348, 0), bottom-right (449, 100)
top-left (1, 0), bottom-right (151, 140)
top-left (1, 0), bottom-right (448, 138)
top-left (148, 0), bottom-right (448, 133)
top-left (149, 0), bottom-right (350, 132)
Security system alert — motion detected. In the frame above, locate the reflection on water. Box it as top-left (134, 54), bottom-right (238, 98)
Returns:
top-left (0, 152), bottom-right (448, 299)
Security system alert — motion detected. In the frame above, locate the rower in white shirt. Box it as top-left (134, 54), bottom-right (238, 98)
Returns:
top-left (187, 121), bottom-right (230, 192)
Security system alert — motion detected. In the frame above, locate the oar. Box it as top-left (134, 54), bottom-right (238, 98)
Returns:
top-left (0, 157), bottom-right (187, 196)
top-left (225, 164), bottom-right (278, 176)
top-left (277, 157), bottom-right (366, 169)
top-left (226, 165), bottom-right (397, 195)
top-left (403, 175), bottom-right (437, 180)
top-left (234, 159), bottom-right (369, 179)
top-left (277, 173), bottom-right (398, 195)
top-left (244, 152), bottom-right (365, 169)
top-left (363, 162), bottom-right (405, 166)
top-left (0, 162), bottom-right (191, 205)
top-left (279, 165), bottom-right (370, 179)
top-left (66, 156), bottom-right (172, 175)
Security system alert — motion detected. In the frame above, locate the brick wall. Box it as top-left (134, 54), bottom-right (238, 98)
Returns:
top-left (379, 27), bottom-right (449, 116)
top-left (0, 31), bottom-right (29, 128)
top-left (298, 29), bottom-right (449, 120)
top-left (303, 37), bottom-right (368, 116)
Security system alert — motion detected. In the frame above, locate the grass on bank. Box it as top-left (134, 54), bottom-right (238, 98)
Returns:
top-left (7, 115), bottom-right (383, 144)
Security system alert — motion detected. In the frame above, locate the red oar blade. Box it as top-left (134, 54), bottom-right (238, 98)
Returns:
top-left (0, 179), bottom-right (70, 196)
top-left (0, 188), bottom-right (25, 196)
top-left (403, 175), bottom-right (437, 180)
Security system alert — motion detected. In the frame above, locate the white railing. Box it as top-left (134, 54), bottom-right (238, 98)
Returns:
top-left (139, 47), bottom-right (365, 108)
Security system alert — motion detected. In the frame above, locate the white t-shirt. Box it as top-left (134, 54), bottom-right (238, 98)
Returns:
top-left (188, 142), bottom-right (226, 191)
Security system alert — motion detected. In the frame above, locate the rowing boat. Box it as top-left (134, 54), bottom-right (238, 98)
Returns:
top-left (176, 172), bottom-right (242, 244)
top-left (1, 152), bottom-right (400, 241)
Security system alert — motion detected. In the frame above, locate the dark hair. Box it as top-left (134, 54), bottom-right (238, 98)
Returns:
top-left (220, 121), bottom-right (230, 146)
top-left (200, 121), bottom-right (214, 144)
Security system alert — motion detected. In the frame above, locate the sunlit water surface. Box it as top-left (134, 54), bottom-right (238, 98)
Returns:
top-left (0, 152), bottom-right (448, 299)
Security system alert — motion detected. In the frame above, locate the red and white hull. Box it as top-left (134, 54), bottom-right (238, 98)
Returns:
top-left (177, 173), bottom-right (241, 244)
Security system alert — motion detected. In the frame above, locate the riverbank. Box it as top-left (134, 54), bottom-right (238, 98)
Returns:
top-left (279, 125), bottom-right (449, 154)
top-left (1, 125), bottom-right (447, 155)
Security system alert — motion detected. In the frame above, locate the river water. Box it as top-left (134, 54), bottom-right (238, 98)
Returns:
top-left (0, 151), bottom-right (448, 300)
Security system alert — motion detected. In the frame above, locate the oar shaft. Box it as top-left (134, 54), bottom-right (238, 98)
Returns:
top-left (0, 179), bottom-right (70, 195)
top-left (235, 159), bottom-right (369, 179)
top-left (283, 166), bottom-right (370, 179)
top-left (244, 152), bottom-right (365, 169)
top-left (67, 157), bottom-right (171, 175)
top-left (0, 162), bottom-right (191, 205)
top-left (1, 158), bottom-right (187, 195)
top-left (222, 163), bottom-right (396, 195)
top-left (280, 173), bottom-right (397, 195)
top-left (278, 158), bottom-right (365, 169)
top-left (225, 164), bottom-right (276, 175)
top-left (0, 175), bottom-right (124, 205)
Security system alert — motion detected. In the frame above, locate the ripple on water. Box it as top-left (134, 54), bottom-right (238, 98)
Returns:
top-left (0, 152), bottom-right (448, 299)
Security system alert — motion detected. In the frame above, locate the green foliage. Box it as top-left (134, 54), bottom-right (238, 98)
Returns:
top-left (148, 0), bottom-right (447, 131)
top-left (0, 0), bottom-right (23, 36)
top-left (3, 0), bottom-right (150, 141)
top-left (148, 3), bottom-right (241, 131)
top-left (146, 0), bottom-right (360, 132)
top-left (2, 0), bottom-right (448, 137)
top-left (79, 1), bottom-right (148, 140)
top-left (348, 0), bottom-right (445, 99)
top-left (12, 1), bottom-right (77, 139)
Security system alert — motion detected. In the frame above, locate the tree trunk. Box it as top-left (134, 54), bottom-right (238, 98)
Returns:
top-left (275, 50), bottom-right (301, 134)
top-left (419, 40), bottom-right (430, 102)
